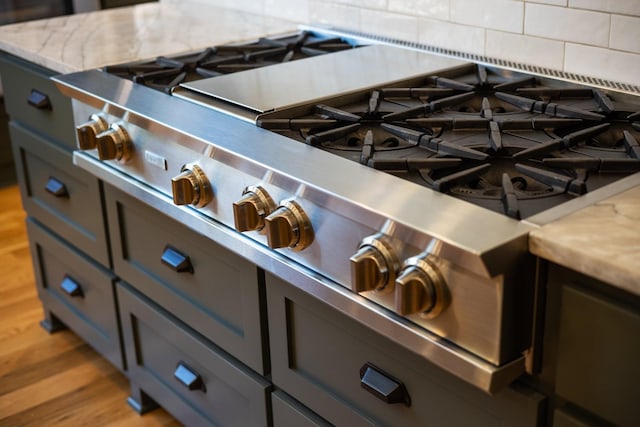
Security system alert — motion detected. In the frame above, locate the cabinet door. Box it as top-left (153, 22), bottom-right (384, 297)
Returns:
top-left (105, 184), bottom-right (267, 374)
top-left (267, 272), bottom-right (545, 427)
top-left (272, 390), bottom-right (331, 427)
top-left (26, 218), bottom-right (123, 371)
top-left (548, 265), bottom-right (640, 427)
top-left (10, 122), bottom-right (110, 266)
top-left (0, 53), bottom-right (76, 149)
top-left (117, 282), bottom-right (271, 427)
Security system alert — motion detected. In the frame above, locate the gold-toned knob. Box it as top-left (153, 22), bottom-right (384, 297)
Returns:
top-left (233, 185), bottom-right (276, 232)
top-left (395, 255), bottom-right (449, 318)
top-left (264, 200), bottom-right (313, 251)
top-left (95, 123), bottom-right (132, 162)
top-left (171, 163), bottom-right (212, 208)
top-left (76, 114), bottom-right (108, 150)
top-left (350, 235), bottom-right (399, 293)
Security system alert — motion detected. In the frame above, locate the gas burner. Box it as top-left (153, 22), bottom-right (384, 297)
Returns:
top-left (103, 31), bottom-right (358, 93)
top-left (258, 64), bottom-right (640, 219)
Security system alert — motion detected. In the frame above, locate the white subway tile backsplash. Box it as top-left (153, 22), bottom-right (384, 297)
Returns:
top-left (330, 0), bottom-right (387, 9)
top-left (525, 0), bottom-right (567, 5)
top-left (486, 30), bottom-right (565, 69)
top-left (451, 0), bottom-right (524, 33)
top-left (525, 4), bottom-right (610, 46)
top-left (264, 0), bottom-right (308, 22)
top-left (565, 43), bottom-right (640, 85)
top-left (359, 8), bottom-right (419, 41)
top-left (610, 15), bottom-right (640, 54)
top-left (165, 0), bottom-right (640, 86)
top-left (569, 0), bottom-right (640, 16)
top-left (418, 18), bottom-right (485, 55)
top-left (389, 0), bottom-right (449, 20)
top-left (309, 1), bottom-right (360, 29)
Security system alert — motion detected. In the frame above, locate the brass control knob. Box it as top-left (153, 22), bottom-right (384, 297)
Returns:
top-left (95, 123), bottom-right (132, 162)
top-left (264, 200), bottom-right (313, 251)
top-left (394, 255), bottom-right (449, 318)
top-left (76, 114), bottom-right (108, 150)
top-left (350, 235), bottom-right (399, 293)
top-left (171, 163), bottom-right (212, 208)
top-left (233, 185), bottom-right (276, 232)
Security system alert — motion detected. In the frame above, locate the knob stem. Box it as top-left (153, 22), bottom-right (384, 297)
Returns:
top-left (264, 200), bottom-right (313, 251)
top-left (76, 114), bottom-right (108, 150)
top-left (349, 235), bottom-right (399, 293)
top-left (233, 186), bottom-right (276, 232)
top-left (96, 123), bottom-right (131, 162)
top-left (394, 255), bottom-right (449, 318)
top-left (171, 164), bottom-right (212, 208)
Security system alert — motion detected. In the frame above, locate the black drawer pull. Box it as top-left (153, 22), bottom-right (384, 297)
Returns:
top-left (161, 245), bottom-right (194, 273)
top-left (174, 362), bottom-right (206, 393)
top-left (45, 176), bottom-right (69, 198)
top-left (359, 363), bottom-right (411, 406)
top-left (27, 89), bottom-right (51, 110)
top-left (60, 276), bottom-right (84, 298)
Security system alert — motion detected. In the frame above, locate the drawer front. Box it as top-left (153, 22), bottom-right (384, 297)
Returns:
top-left (105, 184), bottom-right (266, 373)
top-left (267, 273), bottom-right (544, 427)
top-left (10, 122), bottom-right (110, 266)
top-left (553, 272), bottom-right (640, 427)
top-left (0, 53), bottom-right (75, 149)
top-left (26, 217), bottom-right (123, 370)
top-left (117, 282), bottom-right (271, 427)
top-left (272, 390), bottom-right (331, 427)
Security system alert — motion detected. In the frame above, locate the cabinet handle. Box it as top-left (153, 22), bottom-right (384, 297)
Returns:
top-left (359, 362), bottom-right (411, 406)
top-left (161, 246), bottom-right (194, 273)
top-left (27, 89), bottom-right (51, 110)
top-left (174, 362), bottom-right (206, 393)
top-left (45, 176), bottom-right (69, 198)
top-left (60, 276), bottom-right (84, 298)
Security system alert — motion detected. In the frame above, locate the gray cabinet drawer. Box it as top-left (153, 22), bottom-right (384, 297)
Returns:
top-left (267, 272), bottom-right (545, 427)
top-left (105, 184), bottom-right (267, 374)
top-left (272, 390), bottom-right (331, 427)
top-left (10, 122), bottom-right (110, 266)
top-left (117, 282), bottom-right (271, 427)
top-left (551, 268), bottom-right (640, 427)
top-left (0, 53), bottom-right (75, 149)
top-left (26, 217), bottom-right (123, 371)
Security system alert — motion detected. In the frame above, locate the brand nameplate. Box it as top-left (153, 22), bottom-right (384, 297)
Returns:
top-left (144, 150), bottom-right (167, 170)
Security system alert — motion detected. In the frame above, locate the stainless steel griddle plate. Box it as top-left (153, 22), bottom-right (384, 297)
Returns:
top-left (178, 44), bottom-right (467, 113)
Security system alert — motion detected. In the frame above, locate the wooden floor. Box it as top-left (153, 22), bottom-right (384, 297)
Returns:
top-left (0, 183), bottom-right (181, 426)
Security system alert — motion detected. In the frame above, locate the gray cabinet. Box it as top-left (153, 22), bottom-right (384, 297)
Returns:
top-left (0, 97), bottom-right (14, 183)
top-left (0, 54), bottom-right (75, 149)
top-left (271, 390), bottom-right (332, 427)
top-left (9, 122), bottom-right (110, 265)
top-left (26, 217), bottom-right (123, 370)
top-left (117, 282), bottom-right (271, 427)
top-left (543, 264), bottom-right (640, 427)
top-left (104, 183), bottom-right (269, 374)
top-left (266, 272), bottom-right (545, 427)
top-left (0, 52), bottom-right (118, 367)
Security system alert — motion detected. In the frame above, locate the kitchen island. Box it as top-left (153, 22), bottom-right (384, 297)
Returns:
top-left (1, 2), bottom-right (638, 426)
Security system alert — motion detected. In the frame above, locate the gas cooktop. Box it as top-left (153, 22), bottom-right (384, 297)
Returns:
top-left (166, 44), bottom-right (640, 219)
top-left (255, 63), bottom-right (640, 219)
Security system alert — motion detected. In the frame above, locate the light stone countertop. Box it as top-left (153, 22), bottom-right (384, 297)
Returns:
top-left (0, 2), bottom-right (298, 74)
top-left (530, 185), bottom-right (640, 295)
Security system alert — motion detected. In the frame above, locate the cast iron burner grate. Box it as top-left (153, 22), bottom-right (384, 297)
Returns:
top-left (258, 63), bottom-right (640, 219)
top-left (102, 31), bottom-right (358, 93)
